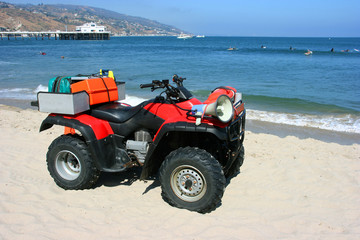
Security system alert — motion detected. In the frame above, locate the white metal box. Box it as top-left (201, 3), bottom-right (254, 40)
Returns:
top-left (37, 91), bottom-right (90, 115)
top-left (117, 82), bottom-right (125, 101)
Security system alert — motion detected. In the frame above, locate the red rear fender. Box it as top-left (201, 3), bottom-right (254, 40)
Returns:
top-left (41, 113), bottom-right (114, 140)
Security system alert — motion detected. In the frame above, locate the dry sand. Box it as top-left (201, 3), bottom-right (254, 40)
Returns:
top-left (0, 104), bottom-right (359, 240)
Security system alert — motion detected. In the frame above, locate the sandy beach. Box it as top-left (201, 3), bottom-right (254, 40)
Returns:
top-left (0, 104), bottom-right (359, 240)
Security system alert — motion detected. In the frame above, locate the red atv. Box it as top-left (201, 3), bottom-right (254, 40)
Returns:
top-left (39, 74), bottom-right (245, 213)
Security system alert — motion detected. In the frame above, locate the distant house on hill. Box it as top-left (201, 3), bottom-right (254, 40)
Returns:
top-left (76, 22), bottom-right (107, 33)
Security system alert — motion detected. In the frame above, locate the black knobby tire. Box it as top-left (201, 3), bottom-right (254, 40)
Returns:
top-left (46, 135), bottom-right (100, 190)
top-left (225, 145), bottom-right (245, 178)
top-left (159, 147), bottom-right (226, 213)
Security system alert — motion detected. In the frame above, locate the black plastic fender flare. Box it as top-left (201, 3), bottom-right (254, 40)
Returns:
top-left (40, 114), bottom-right (113, 171)
top-left (140, 121), bottom-right (228, 180)
top-left (40, 114), bottom-right (97, 140)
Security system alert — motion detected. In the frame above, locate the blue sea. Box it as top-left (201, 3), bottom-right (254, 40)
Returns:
top-left (0, 36), bottom-right (359, 136)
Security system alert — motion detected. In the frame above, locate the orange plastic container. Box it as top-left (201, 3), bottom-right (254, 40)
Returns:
top-left (71, 77), bottom-right (118, 105)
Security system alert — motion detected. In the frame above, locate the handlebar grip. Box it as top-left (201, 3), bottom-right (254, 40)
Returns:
top-left (140, 83), bottom-right (154, 88)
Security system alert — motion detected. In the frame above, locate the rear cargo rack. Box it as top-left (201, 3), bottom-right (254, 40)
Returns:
top-left (34, 82), bottom-right (125, 115)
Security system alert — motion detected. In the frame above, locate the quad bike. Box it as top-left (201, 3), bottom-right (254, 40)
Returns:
top-left (38, 74), bottom-right (246, 213)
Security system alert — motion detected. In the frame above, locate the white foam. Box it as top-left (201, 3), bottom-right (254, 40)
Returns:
top-left (0, 88), bottom-right (31, 93)
top-left (34, 84), bottom-right (48, 93)
top-left (118, 95), bottom-right (148, 106)
top-left (247, 109), bottom-right (360, 134)
top-left (0, 84), bottom-right (46, 100)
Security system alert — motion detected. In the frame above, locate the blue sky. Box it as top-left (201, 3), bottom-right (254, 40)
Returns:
top-left (5, 0), bottom-right (360, 37)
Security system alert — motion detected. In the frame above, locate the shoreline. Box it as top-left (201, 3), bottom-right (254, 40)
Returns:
top-left (248, 119), bottom-right (360, 145)
top-left (1, 98), bottom-right (359, 146)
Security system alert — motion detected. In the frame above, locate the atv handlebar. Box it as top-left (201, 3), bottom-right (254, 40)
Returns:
top-left (141, 74), bottom-right (186, 90)
top-left (140, 79), bottom-right (180, 99)
top-left (140, 83), bottom-right (154, 89)
top-left (140, 75), bottom-right (192, 102)
top-left (140, 79), bottom-right (170, 90)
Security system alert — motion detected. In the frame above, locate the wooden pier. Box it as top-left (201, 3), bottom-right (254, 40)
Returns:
top-left (0, 31), bottom-right (110, 40)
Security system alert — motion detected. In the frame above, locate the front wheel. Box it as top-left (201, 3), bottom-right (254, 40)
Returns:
top-left (46, 135), bottom-right (100, 190)
top-left (159, 147), bottom-right (226, 213)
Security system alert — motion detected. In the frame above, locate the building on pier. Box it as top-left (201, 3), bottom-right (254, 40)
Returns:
top-left (76, 22), bottom-right (107, 33)
top-left (0, 23), bottom-right (110, 40)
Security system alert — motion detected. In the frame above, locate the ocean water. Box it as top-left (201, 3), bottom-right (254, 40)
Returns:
top-left (0, 36), bottom-right (359, 134)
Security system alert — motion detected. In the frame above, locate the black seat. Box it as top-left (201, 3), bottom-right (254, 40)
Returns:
top-left (90, 102), bottom-right (143, 123)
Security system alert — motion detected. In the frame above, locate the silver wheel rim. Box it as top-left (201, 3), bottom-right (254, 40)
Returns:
top-left (170, 165), bottom-right (207, 202)
top-left (55, 150), bottom-right (81, 181)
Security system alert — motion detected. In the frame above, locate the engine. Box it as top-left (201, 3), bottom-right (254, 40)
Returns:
top-left (126, 130), bottom-right (152, 164)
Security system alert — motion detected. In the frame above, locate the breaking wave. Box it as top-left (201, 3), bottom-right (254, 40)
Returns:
top-left (1, 87), bottom-right (359, 134)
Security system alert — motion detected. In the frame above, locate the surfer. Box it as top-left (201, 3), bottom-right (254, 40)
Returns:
top-left (305, 49), bottom-right (312, 56)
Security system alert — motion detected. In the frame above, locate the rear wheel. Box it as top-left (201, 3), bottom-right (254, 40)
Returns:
top-left (46, 135), bottom-right (100, 190)
top-left (159, 147), bottom-right (226, 213)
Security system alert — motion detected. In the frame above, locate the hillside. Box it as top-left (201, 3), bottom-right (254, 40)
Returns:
top-left (0, 2), bottom-right (185, 36)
